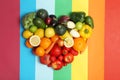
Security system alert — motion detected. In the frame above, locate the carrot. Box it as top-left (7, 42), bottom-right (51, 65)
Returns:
top-left (45, 38), bottom-right (58, 54)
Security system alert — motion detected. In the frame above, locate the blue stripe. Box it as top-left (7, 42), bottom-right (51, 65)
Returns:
top-left (35, 0), bottom-right (54, 80)
top-left (20, 0), bottom-right (36, 80)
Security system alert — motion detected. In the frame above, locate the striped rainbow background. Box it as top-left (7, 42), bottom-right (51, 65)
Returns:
top-left (0, 0), bottom-right (120, 80)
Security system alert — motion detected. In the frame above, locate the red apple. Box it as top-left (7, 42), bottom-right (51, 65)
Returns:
top-left (51, 60), bottom-right (63, 70)
top-left (64, 53), bottom-right (74, 63)
top-left (39, 54), bottom-right (51, 65)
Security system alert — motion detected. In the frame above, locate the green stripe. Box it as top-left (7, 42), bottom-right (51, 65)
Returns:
top-left (54, 0), bottom-right (72, 80)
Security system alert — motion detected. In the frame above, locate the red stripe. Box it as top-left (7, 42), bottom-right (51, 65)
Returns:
top-left (105, 0), bottom-right (120, 80)
top-left (0, 0), bottom-right (20, 80)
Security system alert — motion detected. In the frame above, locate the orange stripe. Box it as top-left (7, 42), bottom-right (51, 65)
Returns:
top-left (88, 0), bottom-right (105, 80)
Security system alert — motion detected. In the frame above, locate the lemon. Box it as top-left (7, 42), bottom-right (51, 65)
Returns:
top-left (60, 31), bottom-right (72, 40)
top-left (64, 37), bottom-right (74, 48)
top-left (45, 27), bottom-right (55, 38)
top-left (29, 35), bottom-right (41, 47)
top-left (35, 28), bottom-right (44, 38)
top-left (23, 30), bottom-right (33, 39)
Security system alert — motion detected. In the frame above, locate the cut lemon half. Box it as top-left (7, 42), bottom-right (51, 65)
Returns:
top-left (29, 35), bottom-right (41, 47)
top-left (64, 37), bottom-right (74, 48)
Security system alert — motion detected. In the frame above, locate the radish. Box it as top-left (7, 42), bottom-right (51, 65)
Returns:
top-left (67, 21), bottom-right (75, 29)
top-left (70, 29), bottom-right (80, 38)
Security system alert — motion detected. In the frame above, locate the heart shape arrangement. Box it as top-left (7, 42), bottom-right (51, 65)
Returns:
top-left (22, 9), bottom-right (94, 70)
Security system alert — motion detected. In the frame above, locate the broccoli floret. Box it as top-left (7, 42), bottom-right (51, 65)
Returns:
top-left (22, 12), bottom-right (36, 29)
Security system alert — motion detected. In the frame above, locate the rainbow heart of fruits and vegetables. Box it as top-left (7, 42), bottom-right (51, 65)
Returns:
top-left (22, 9), bottom-right (94, 70)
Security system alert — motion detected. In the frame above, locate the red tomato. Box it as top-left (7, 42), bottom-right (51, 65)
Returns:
top-left (50, 56), bottom-right (56, 62)
top-left (50, 44), bottom-right (62, 57)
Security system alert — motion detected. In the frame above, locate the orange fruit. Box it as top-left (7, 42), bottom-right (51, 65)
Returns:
top-left (35, 47), bottom-right (45, 56)
top-left (51, 35), bottom-right (59, 42)
top-left (25, 39), bottom-right (33, 48)
top-left (73, 37), bottom-right (86, 52)
top-left (40, 37), bottom-right (52, 49)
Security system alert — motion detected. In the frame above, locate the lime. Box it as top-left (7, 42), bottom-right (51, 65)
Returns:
top-left (29, 35), bottom-right (41, 47)
top-left (35, 28), bottom-right (44, 38)
top-left (64, 37), bottom-right (74, 48)
top-left (29, 25), bottom-right (37, 33)
top-left (23, 30), bottom-right (33, 39)
top-left (45, 27), bottom-right (55, 38)
top-left (75, 22), bottom-right (83, 30)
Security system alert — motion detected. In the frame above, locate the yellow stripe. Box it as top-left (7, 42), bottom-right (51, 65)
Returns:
top-left (72, 0), bottom-right (88, 80)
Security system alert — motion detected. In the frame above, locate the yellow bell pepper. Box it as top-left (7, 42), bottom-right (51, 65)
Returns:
top-left (79, 25), bottom-right (93, 39)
